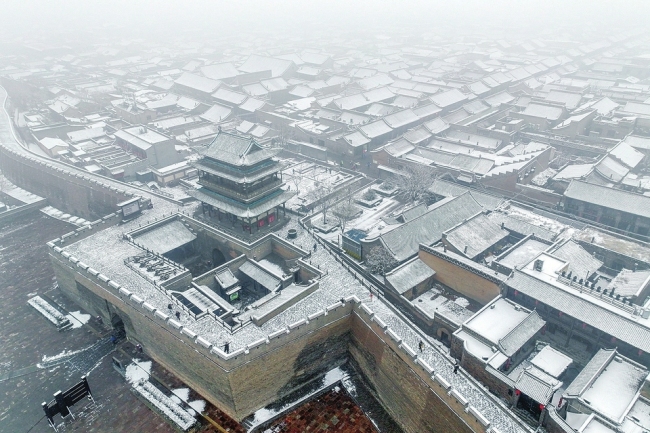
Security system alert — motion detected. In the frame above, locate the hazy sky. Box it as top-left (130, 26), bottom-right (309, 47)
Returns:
top-left (2, 0), bottom-right (648, 43)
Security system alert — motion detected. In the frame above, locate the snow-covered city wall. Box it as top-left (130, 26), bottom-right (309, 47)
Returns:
top-left (48, 240), bottom-right (355, 366)
top-left (351, 304), bottom-right (533, 433)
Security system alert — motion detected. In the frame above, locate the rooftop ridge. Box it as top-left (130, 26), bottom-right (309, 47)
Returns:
top-left (497, 310), bottom-right (544, 355)
top-left (420, 243), bottom-right (505, 285)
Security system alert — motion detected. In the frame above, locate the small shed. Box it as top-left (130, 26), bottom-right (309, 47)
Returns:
top-left (342, 229), bottom-right (367, 260)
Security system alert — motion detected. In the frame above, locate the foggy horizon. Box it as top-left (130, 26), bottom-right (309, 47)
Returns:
top-left (2, 0), bottom-right (649, 44)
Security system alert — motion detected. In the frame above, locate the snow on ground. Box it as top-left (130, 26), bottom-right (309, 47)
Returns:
top-left (454, 297), bottom-right (470, 308)
top-left (125, 359), bottom-right (152, 384)
top-left (65, 311), bottom-right (91, 329)
top-left (41, 348), bottom-right (84, 364)
top-left (171, 387), bottom-right (190, 404)
top-left (283, 161), bottom-right (357, 212)
top-left (257, 258), bottom-right (284, 276)
top-left (133, 381), bottom-right (196, 430)
top-left (316, 195), bottom-right (402, 245)
top-left (188, 399), bottom-right (206, 415)
top-left (156, 185), bottom-right (192, 201)
top-left (3, 183), bottom-right (44, 204)
top-left (248, 366), bottom-right (349, 429)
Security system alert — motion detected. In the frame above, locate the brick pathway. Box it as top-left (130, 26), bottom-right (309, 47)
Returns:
top-left (263, 388), bottom-right (379, 433)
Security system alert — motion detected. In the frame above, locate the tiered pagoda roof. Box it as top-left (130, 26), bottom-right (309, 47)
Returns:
top-left (189, 131), bottom-right (294, 219)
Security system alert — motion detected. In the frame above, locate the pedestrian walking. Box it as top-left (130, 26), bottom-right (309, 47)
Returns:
top-left (419, 341), bottom-right (424, 352)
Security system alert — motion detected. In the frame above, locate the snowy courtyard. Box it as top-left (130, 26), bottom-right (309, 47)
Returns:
top-left (282, 160), bottom-right (360, 213)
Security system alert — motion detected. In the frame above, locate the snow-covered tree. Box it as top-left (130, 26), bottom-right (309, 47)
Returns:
top-left (289, 170), bottom-right (302, 193)
top-left (365, 246), bottom-right (397, 275)
top-left (333, 201), bottom-right (359, 234)
top-left (309, 181), bottom-right (335, 223)
top-left (392, 164), bottom-right (436, 203)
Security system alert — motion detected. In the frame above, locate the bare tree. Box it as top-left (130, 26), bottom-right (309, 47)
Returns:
top-left (309, 181), bottom-right (335, 223)
top-left (289, 169), bottom-right (302, 193)
top-left (333, 200), bottom-right (359, 234)
top-left (365, 246), bottom-right (397, 275)
top-left (391, 164), bottom-right (436, 203)
top-left (273, 124), bottom-right (293, 149)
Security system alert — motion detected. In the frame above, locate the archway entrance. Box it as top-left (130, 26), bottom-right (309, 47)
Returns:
top-left (212, 248), bottom-right (227, 267)
top-left (111, 313), bottom-right (126, 340)
top-left (517, 393), bottom-right (543, 419)
top-left (437, 328), bottom-right (451, 346)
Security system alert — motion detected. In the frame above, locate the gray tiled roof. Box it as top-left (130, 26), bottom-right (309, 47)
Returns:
top-left (175, 72), bottom-right (220, 93)
top-left (498, 311), bottom-right (545, 356)
top-left (522, 103), bottom-right (563, 120)
top-left (608, 269), bottom-right (650, 297)
top-left (188, 187), bottom-right (294, 219)
top-left (428, 179), bottom-right (505, 210)
top-left (563, 349), bottom-right (615, 398)
top-left (444, 213), bottom-right (509, 259)
top-left (214, 268), bottom-right (239, 289)
top-left (201, 131), bottom-right (279, 167)
top-left (379, 192), bottom-right (484, 262)
top-left (401, 203), bottom-right (428, 222)
top-left (403, 126), bottom-right (432, 144)
top-left (133, 220), bottom-right (197, 254)
top-left (487, 213), bottom-right (559, 242)
top-left (238, 55), bottom-right (293, 77)
top-left (430, 89), bottom-right (466, 108)
top-left (594, 156), bottom-right (629, 182)
top-left (506, 271), bottom-right (650, 353)
top-left (385, 258), bottom-right (435, 295)
top-left (515, 369), bottom-right (557, 404)
top-left (564, 180), bottom-right (650, 219)
top-left (239, 261), bottom-right (281, 291)
top-left (548, 240), bottom-right (603, 279)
